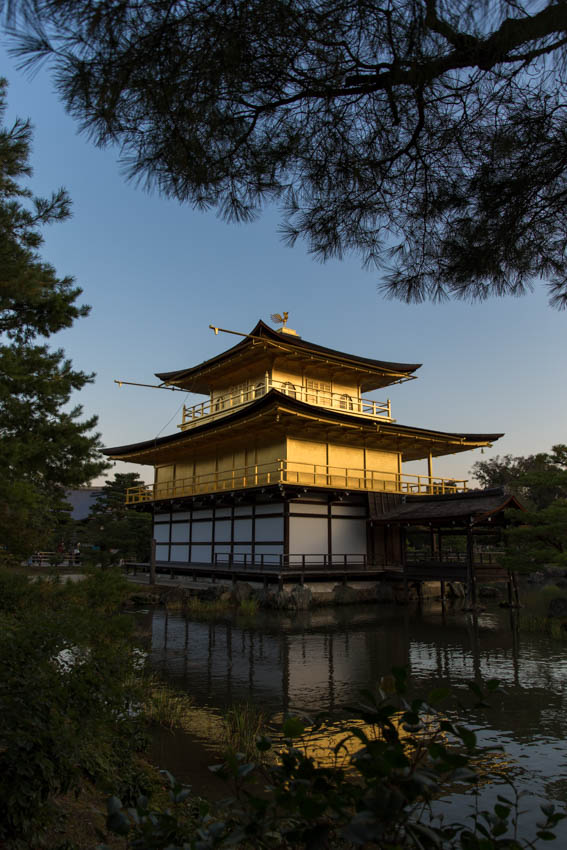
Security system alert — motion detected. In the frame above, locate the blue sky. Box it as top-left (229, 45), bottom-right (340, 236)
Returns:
top-left (3, 45), bottom-right (566, 485)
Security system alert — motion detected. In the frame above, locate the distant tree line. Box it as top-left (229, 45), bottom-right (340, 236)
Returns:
top-left (471, 445), bottom-right (567, 570)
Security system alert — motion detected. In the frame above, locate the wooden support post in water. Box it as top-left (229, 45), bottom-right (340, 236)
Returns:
top-left (512, 570), bottom-right (521, 607)
top-left (466, 524), bottom-right (476, 607)
top-left (402, 525), bottom-right (409, 604)
top-left (149, 539), bottom-right (156, 586)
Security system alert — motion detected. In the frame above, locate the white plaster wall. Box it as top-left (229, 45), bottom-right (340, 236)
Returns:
top-left (255, 516), bottom-right (284, 541)
top-left (289, 516), bottom-right (328, 555)
top-left (331, 518), bottom-right (367, 555)
top-left (171, 523), bottom-right (190, 542)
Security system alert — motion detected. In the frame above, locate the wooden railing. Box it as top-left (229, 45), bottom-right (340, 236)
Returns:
top-left (405, 550), bottom-right (504, 565)
top-left (28, 552), bottom-right (82, 567)
top-left (179, 378), bottom-right (393, 428)
top-left (126, 459), bottom-right (467, 504)
top-left (213, 552), bottom-right (369, 570)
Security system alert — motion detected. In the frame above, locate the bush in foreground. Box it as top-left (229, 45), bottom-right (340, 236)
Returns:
top-left (104, 670), bottom-right (565, 849)
top-left (0, 568), bottom-right (148, 845)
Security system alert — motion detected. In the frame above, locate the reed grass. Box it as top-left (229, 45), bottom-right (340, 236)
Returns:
top-left (164, 595), bottom-right (232, 615)
top-left (519, 614), bottom-right (567, 639)
top-left (141, 676), bottom-right (195, 730)
top-left (238, 598), bottom-right (258, 616)
top-left (186, 596), bottom-right (232, 615)
top-left (518, 585), bottom-right (567, 639)
top-left (222, 702), bottom-right (267, 761)
top-left (521, 584), bottom-right (567, 616)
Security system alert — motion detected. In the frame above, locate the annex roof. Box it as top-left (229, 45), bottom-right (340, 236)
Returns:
top-left (103, 388), bottom-right (503, 465)
top-left (155, 320), bottom-right (421, 394)
top-left (370, 488), bottom-right (523, 525)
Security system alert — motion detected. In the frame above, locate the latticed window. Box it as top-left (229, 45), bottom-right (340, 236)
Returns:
top-left (305, 378), bottom-right (331, 392)
top-left (305, 378), bottom-right (331, 404)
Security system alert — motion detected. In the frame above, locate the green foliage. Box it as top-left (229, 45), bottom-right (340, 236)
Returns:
top-left (0, 568), bottom-right (145, 844)
top-left (520, 615), bottom-right (567, 641)
top-left (181, 597), bottom-right (232, 617)
top-left (81, 473), bottom-right (152, 564)
top-left (238, 598), bottom-right (258, 617)
top-left (104, 772), bottom-right (207, 850)
top-left (0, 79), bottom-right (108, 560)
top-left (105, 669), bottom-right (565, 849)
top-left (472, 446), bottom-right (567, 573)
top-left (502, 501), bottom-right (567, 572)
top-left (471, 446), bottom-right (567, 510)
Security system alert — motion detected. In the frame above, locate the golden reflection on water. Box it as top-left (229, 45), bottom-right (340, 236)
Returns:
top-left (168, 699), bottom-right (513, 787)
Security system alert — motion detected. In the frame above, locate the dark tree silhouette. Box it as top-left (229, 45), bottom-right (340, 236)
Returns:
top-left (0, 79), bottom-right (107, 559)
top-left (5, 0), bottom-right (567, 307)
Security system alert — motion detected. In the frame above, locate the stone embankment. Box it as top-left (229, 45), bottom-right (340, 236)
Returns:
top-left (126, 577), bottom-right (466, 611)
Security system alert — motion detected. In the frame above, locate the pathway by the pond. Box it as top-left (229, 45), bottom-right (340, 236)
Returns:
top-left (139, 598), bottom-right (567, 840)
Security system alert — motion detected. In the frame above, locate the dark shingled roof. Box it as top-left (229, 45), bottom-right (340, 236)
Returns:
top-left (155, 320), bottom-right (421, 389)
top-left (371, 488), bottom-right (524, 525)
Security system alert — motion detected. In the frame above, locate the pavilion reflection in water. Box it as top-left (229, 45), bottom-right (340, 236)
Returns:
top-left (145, 604), bottom-right (567, 724)
top-left (146, 604), bottom-right (567, 829)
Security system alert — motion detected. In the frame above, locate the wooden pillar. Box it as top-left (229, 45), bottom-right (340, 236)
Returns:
top-left (466, 523), bottom-right (476, 607)
top-left (282, 633), bottom-right (290, 715)
top-left (150, 538), bottom-right (156, 586)
top-left (427, 453), bottom-right (433, 490)
top-left (401, 524), bottom-right (409, 604)
top-left (512, 570), bottom-right (520, 607)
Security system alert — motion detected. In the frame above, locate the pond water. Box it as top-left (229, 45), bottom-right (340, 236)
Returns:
top-left (142, 599), bottom-right (567, 839)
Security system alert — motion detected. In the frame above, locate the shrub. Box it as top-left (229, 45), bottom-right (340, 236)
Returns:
top-left (0, 568), bottom-right (145, 844)
top-left (104, 669), bottom-right (565, 849)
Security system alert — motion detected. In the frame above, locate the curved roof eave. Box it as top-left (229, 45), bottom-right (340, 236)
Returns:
top-left (155, 320), bottom-right (422, 386)
top-left (103, 388), bottom-right (504, 460)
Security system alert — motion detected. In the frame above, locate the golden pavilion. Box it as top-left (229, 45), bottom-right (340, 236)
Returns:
top-left (104, 319), bottom-right (503, 570)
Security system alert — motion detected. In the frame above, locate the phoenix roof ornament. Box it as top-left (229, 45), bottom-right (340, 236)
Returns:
top-left (270, 311), bottom-right (289, 327)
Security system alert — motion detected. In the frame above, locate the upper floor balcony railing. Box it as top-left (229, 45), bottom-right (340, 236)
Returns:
top-left (179, 378), bottom-right (393, 428)
top-left (125, 459), bottom-right (467, 504)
